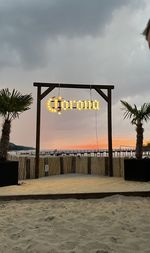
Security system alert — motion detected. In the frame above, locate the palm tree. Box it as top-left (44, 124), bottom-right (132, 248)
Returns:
top-left (143, 19), bottom-right (150, 48)
top-left (121, 100), bottom-right (150, 159)
top-left (0, 88), bottom-right (33, 160)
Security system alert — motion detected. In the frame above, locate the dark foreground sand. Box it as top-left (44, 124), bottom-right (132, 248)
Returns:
top-left (0, 195), bottom-right (150, 253)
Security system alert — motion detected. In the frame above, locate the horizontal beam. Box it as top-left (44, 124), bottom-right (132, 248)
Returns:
top-left (33, 82), bottom-right (114, 90)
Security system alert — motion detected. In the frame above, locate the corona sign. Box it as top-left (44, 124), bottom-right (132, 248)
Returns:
top-left (46, 96), bottom-right (100, 114)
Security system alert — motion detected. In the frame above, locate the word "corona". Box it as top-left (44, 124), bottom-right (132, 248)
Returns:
top-left (46, 96), bottom-right (100, 114)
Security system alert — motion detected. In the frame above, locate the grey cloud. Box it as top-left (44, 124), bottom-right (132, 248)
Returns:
top-left (0, 0), bottom-right (134, 69)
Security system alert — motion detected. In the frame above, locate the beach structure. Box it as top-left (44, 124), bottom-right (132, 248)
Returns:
top-left (33, 82), bottom-right (114, 178)
top-left (8, 146), bottom-right (150, 181)
top-left (8, 153), bottom-right (124, 180)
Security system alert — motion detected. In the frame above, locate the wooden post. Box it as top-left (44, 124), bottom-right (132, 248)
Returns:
top-left (35, 86), bottom-right (41, 178)
top-left (33, 83), bottom-right (114, 178)
top-left (108, 88), bottom-right (113, 176)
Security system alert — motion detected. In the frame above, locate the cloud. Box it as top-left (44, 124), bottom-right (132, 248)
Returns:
top-left (0, 0), bottom-right (135, 69)
top-left (1, 0), bottom-right (150, 149)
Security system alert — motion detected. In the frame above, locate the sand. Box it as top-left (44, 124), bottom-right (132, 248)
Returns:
top-left (0, 174), bottom-right (150, 196)
top-left (0, 195), bottom-right (150, 253)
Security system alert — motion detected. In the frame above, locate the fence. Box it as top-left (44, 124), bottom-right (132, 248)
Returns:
top-left (8, 154), bottom-right (125, 180)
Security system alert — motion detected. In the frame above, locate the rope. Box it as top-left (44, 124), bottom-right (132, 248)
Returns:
top-left (90, 85), bottom-right (99, 149)
top-left (58, 83), bottom-right (61, 97)
top-left (90, 84), bottom-right (92, 100)
top-left (57, 83), bottom-right (62, 115)
top-left (95, 109), bottom-right (99, 149)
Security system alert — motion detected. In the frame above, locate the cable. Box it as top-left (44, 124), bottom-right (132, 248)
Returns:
top-left (90, 84), bottom-right (92, 100)
top-left (90, 85), bottom-right (99, 149)
top-left (58, 83), bottom-right (61, 97)
top-left (95, 109), bottom-right (99, 149)
top-left (57, 83), bottom-right (62, 115)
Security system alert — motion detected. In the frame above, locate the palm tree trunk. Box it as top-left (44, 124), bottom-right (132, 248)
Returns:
top-left (0, 119), bottom-right (11, 161)
top-left (135, 122), bottom-right (144, 159)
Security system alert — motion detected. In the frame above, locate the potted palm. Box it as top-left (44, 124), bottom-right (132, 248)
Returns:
top-left (121, 100), bottom-right (150, 181)
top-left (0, 88), bottom-right (33, 186)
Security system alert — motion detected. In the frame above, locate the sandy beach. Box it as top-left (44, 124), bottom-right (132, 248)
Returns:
top-left (0, 195), bottom-right (150, 253)
top-left (0, 174), bottom-right (150, 196)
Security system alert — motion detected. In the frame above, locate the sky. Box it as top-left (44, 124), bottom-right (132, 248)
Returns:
top-left (0, 0), bottom-right (150, 150)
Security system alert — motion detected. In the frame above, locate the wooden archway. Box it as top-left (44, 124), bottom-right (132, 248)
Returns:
top-left (33, 82), bottom-right (114, 178)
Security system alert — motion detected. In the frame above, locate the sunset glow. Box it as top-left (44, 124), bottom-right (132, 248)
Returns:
top-left (41, 137), bottom-right (137, 150)
top-left (64, 138), bottom-right (136, 150)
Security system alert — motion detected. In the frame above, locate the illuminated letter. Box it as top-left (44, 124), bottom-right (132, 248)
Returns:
top-left (69, 100), bottom-right (73, 110)
top-left (47, 98), bottom-right (54, 112)
top-left (54, 98), bottom-right (58, 111)
top-left (61, 100), bottom-right (69, 110)
top-left (87, 100), bottom-right (92, 109)
top-left (73, 100), bottom-right (77, 109)
top-left (76, 100), bottom-right (84, 110)
top-left (92, 100), bottom-right (100, 110)
top-left (46, 98), bottom-right (57, 112)
top-left (57, 96), bottom-right (62, 113)
top-left (84, 100), bottom-right (88, 110)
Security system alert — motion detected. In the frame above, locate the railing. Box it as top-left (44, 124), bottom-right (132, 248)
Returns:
top-left (10, 148), bottom-right (150, 158)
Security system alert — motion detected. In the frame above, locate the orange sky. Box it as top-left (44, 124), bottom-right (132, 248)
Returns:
top-left (53, 137), bottom-right (136, 150)
top-left (41, 136), bottom-right (150, 150)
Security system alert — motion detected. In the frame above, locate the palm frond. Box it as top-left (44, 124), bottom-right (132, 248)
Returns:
top-left (140, 103), bottom-right (150, 122)
top-left (121, 100), bottom-right (150, 125)
top-left (0, 88), bottom-right (33, 121)
top-left (120, 100), bottom-right (138, 124)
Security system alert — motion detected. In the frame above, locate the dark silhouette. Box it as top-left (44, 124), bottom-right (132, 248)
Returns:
top-left (0, 88), bottom-right (33, 160)
top-left (143, 19), bottom-right (150, 48)
top-left (121, 100), bottom-right (150, 159)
